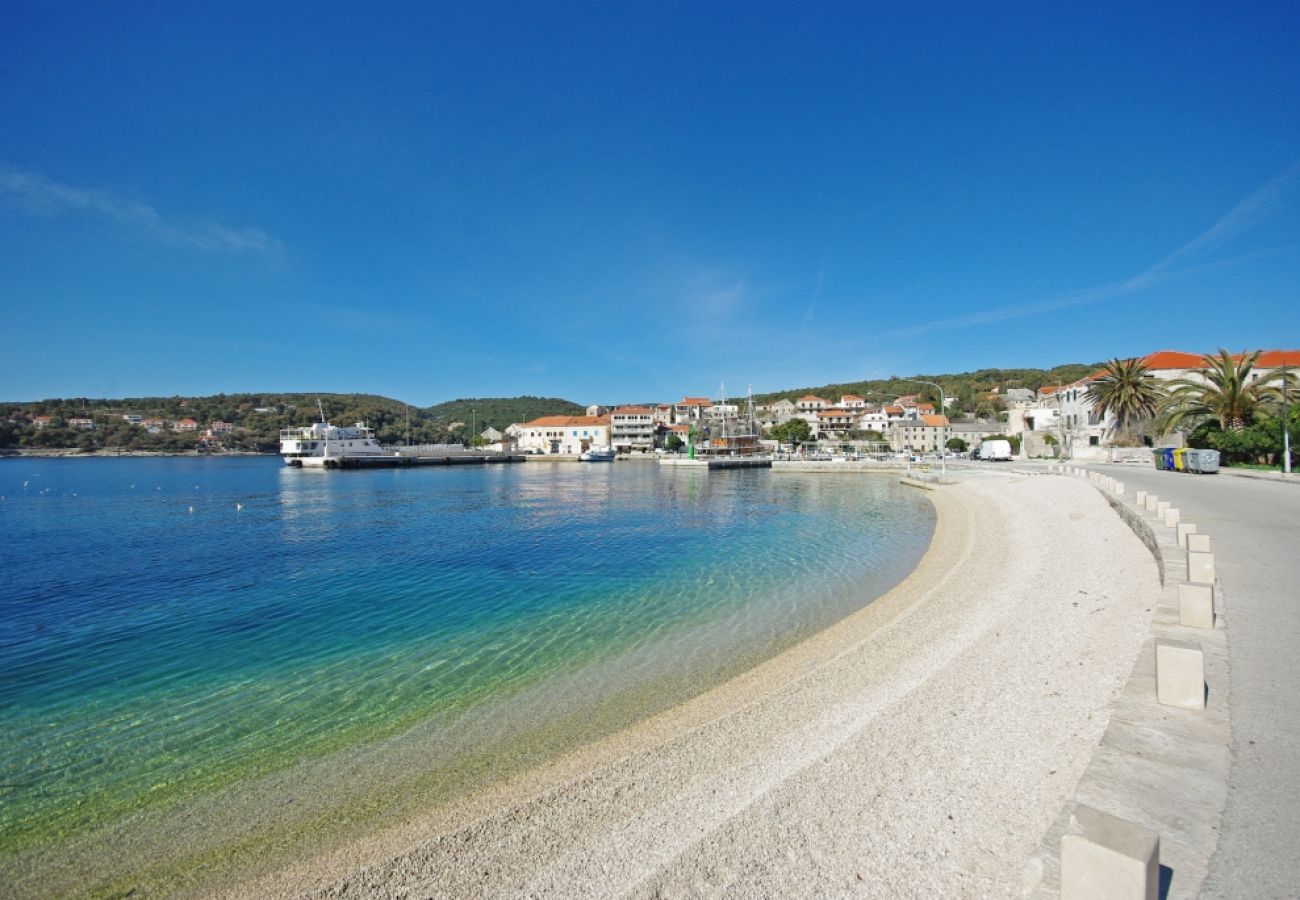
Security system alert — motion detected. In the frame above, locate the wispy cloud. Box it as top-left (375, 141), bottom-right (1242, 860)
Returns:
top-left (689, 277), bottom-right (748, 318)
top-left (801, 264), bottom-right (824, 326)
top-left (883, 159), bottom-right (1300, 339)
top-left (0, 163), bottom-right (282, 255)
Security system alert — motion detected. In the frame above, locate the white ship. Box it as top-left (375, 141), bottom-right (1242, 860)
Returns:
top-left (279, 419), bottom-right (394, 467)
top-left (280, 402), bottom-right (520, 469)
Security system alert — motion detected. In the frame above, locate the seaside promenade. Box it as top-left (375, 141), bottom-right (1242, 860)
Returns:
top-left (1083, 461), bottom-right (1300, 899)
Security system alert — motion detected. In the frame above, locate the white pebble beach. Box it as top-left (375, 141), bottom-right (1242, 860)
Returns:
top-left (238, 472), bottom-right (1160, 899)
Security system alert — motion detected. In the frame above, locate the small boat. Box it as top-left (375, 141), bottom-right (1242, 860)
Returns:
top-left (580, 446), bottom-right (617, 462)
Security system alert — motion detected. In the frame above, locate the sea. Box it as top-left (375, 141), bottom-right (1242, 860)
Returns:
top-left (0, 456), bottom-right (934, 894)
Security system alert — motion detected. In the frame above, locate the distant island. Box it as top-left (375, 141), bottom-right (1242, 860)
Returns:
top-left (2, 363), bottom-right (1098, 454)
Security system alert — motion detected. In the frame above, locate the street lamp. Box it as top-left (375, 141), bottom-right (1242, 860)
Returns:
top-left (1284, 363), bottom-right (1292, 476)
top-left (904, 379), bottom-right (947, 477)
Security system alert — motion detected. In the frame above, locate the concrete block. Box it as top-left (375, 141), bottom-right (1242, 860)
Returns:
top-left (1163, 507), bottom-right (1180, 528)
top-left (1135, 490), bottom-right (1146, 505)
top-left (1115, 482), bottom-right (1124, 495)
top-left (1178, 583), bottom-right (1215, 628)
top-left (1187, 551), bottom-right (1216, 585)
top-left (1156, 639), bottom-right (1206, 709)
top-left (1187, 533), bottom-right (1212, 553)
top-left (1144, 495), bottom-right (1159, 513)
top-left (1176, 522), bottom-right (1197, 548)
top-left (1156, 500), bottom-right (1170, 517)
top-left (1060, 804), bottom-right (1160, 900)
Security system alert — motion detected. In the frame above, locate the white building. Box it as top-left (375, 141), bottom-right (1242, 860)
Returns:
top-left (610, 406), bottom-right (656, 453)
top-left (516, 415), bottom-right (612, 455)
top-left (674, 397), bottom-right (712, 423)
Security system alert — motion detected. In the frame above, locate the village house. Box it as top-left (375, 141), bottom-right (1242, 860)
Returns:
top-left (515, 415), bottom-right (612, 455)
top-left (610, 406), bottom-right (656, 453)
top-left (814, 408), bottom-right (856, 439)
top-left (795, 395), bottom-right (830, 414)
top-left (172, 418), bottom-right (199, 433)
top-left (889, 413), bottom-right (951, 454)
top-left (674, 397), bottom-right (712, 423)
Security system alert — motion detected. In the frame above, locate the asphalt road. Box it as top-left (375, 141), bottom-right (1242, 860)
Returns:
top-left (1088, 463), bottom-right (1299, 900)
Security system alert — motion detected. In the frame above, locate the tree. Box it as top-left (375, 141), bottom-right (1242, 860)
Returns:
top-left (1158, 349), bottom-right (1282, 433)
top-left (665, 434), bottom-right (684, 452)
top-left (1086, 357), bottom-right (1163, 442)
top-left (769, 418), bottom-right (812, 446)
top-left (946, 436), bottom-right (967, 452)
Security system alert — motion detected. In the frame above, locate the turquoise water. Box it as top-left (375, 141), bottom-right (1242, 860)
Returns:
top-left (0, 457), bottom-right (932, 885)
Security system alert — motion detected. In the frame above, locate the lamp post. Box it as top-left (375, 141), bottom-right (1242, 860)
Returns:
top-left (1284, 363), bottom-right (1292, 476)
top-left (905, 379), bottom-right (946, 476)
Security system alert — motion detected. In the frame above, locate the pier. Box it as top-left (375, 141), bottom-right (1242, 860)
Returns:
top-left (658, 456), bottom-right (772, 470)
top-left (304, 453), bottom-right (526, 469)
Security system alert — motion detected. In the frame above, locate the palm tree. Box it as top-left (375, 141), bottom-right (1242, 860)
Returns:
top-left (1158, 349), bottom-right (1281, 433)
top-left (1086, 357), bottom-right (1163, 442)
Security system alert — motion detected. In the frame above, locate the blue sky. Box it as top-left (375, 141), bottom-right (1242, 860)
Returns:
top-left (2, 2), bottom-right (1298, 406)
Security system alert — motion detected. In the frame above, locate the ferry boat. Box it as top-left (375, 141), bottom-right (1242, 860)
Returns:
top-left (280, 403), bottom-right (524, 469)
top-left (279, 419), bottom-right (394, 467)
top-left (579, 446), bottom-right (617, 462)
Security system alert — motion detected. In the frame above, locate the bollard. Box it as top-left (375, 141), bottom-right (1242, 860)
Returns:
top-left (1187, 533), bottom-right (1212, 554)
top-left (1177, 522), bottom-right (1197, 548)
top-left (1156, 500), bottom-right (1170, 518)
top-left (1060, 804), bottom-right (1160, 900)
top-left (1163, 508), bottom-right (1180, 528)
top-left (1179, 583), bottom-right (1215, 628)
top-left (1136, 490), bottom-right (1147, 505)
top-left (1115, 482), bottom-right (1125, 495)
top-left (1187, 551), bottom-right (1216, 585)
top-left (1156, 639), bottom-right (1206, 709)
top-left (1144, 495), bottom-right (1159, 513)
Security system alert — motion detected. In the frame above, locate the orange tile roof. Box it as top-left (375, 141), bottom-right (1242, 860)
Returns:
top-left (678, 397), bottom-right (711, 406)
top-left (884, 405), bottom-right (903, 414)
top-left (921, 414), bottom-right (950, 427)
top-left (797, 395), bottom-right (828, 403)
top-left (1140, 350), bottom-right (1208, 370)
top-left (841, 394), bottom-right (864, 401)
top-left (1038, 385), bottom-right (1059, 395)
top-left (612, 406), bottom-right (653, 415)
top-left (1258, 350), bottom-right (1300, 367)
top-left (522, 415), bottom-right (610, 428)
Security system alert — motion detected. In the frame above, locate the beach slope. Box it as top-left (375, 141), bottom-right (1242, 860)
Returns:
top-left (252, 473), bottom-right (1160, 898)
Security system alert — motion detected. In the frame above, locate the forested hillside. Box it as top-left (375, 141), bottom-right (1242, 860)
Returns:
top-left (754, 363), bottom-right (1100, 417)
top-left (1, 393), bottom-right (584, 452)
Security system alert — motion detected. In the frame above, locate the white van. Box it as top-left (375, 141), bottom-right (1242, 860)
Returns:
top-left (978, 439), bottom-right (1013, 461)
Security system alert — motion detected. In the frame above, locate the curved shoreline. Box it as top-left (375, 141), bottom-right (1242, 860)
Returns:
top-left (240, 473), bottom-right (1162, 898)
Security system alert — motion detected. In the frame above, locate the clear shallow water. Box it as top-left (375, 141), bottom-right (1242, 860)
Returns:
top-left (0, 457), bottom-right (932, 878)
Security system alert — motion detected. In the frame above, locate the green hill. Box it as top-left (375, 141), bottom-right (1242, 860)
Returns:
top-left (754, 362), bottom-right (1100, 417)
top-left (1, 393), bottom-right (585, 453)
top-left (424, 396), bottom-right (585, 432)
